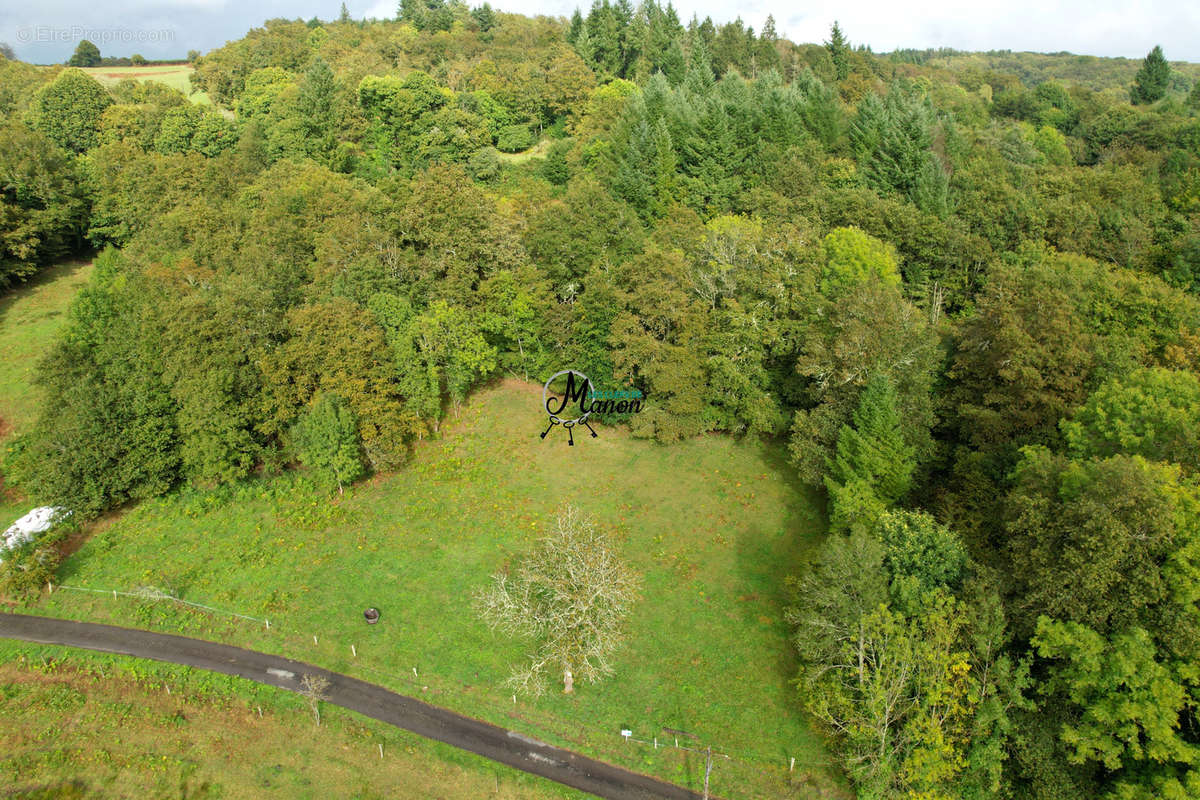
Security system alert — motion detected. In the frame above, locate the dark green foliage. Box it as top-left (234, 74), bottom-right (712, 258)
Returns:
top-left (849, 84), bottom-right (950, 215)
top-left (290, 393), bottom-right (365, 492)
top-left (0, 122), bottom-right (88, 286)
top-left (539, 139), bottom-right (571, 184)
top-left (1131, 45), bottom-right (1170, 105)
top-left (825, 22), bottom-right (849, 81)
top-left (825, 374), bottom-right (916, 515)
top-left (8, 16), bottom-right (1200, 799)
top-left (67, 40), bottom-right (101, 68)
top-left (16, 250), bottom-right (180, 514)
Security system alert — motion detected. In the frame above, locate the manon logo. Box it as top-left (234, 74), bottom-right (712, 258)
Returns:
top-left (540, 370), bottom-right (646, 445)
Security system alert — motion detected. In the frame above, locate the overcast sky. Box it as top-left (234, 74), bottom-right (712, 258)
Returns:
top-left (3, 0), bottom-right (1198, 64)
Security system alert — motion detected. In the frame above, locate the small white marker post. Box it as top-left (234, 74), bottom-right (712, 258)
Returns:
top-left (47, 582), bottom-right (52, 594)
top-left (112, 590), bottom-right (117, 599)
top-left (313, 635), bottom-right (318, 645)
top-left (265, 619), bottom-right (270, 630)
top-left (512, 694), bottom-right (516, 705)
top-left (378, 743), bottom-right (384, 759)
top-left (412, 667), bottom-right (418, 678)
top-left (351, 644), bottom-right (357, 657)
top-left (257, 706), bottom-right (263, 718)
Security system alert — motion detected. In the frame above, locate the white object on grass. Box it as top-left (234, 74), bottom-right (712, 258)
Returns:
top-left (0, 507), bottom-right (69, 561)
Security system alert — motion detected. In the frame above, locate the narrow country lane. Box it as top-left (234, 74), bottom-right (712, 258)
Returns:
top-left (0, 614), bottom-right (704, 800)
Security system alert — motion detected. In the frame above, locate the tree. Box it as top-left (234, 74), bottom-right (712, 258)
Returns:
top-left (0, 121), bottom-right (88, 286)
top-left (825, 375), bottom-right (917, 532)
top-left (298, 674), bottom-right (332, 726)
top-left (474, 506), bottom-right (640, 695)
top-left (67, 40), bottom-right (101, 67)
top-left (471, 2), bottom-right (495, 32)
top-left (790, 281), bottom-right (939, 488)
top-left (27, 68), bottom-right (113, 153)
top-left (826, 22), bottom-right (850, 81)
top-left (1033, 621), bottom-right (1200, 798)
top-left (821, 226), bottom-right (901, 294)
top-left (1062, 367), bottom-right (1200, 472)
top-left (0, 43), bottom-right (16, 61)
top-left (1131, 45), bottom-right (1170, 105)
top-left (289, 394), bottom-right (365, 494)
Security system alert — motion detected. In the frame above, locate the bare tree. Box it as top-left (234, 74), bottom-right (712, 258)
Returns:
top-left (299, 674), bottom-right (331, 726)
top-left (474, 506), bottom-right (640, 696)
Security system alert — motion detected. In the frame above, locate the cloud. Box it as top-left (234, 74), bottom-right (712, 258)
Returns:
top-left (2, 0), bottom-right (1197, 64)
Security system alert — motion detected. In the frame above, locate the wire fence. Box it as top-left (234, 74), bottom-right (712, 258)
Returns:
top-left (31, 579), bottom-right (839, 798)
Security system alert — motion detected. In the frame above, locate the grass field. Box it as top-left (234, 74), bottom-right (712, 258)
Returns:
top-left (0, 259), bottom-right (92, 444)
top-left (80, 64), bottom-right (211, 105)
top-left (0, 653), bottom-right (571, 799)
top-left (14, 383), bottom-right (839, 797)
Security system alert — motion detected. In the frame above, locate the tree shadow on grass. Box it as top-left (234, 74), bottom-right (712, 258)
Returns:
top-left (0, 258), bottom-right (92, 331)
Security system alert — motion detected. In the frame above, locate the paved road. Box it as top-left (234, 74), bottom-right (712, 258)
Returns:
top-left (0, 614), bottom-right (703, 800)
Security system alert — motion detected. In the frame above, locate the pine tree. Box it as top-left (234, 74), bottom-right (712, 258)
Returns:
top-left (567, 8), bottom-right (584, 44)
top-left (297, 58), bottom-right (338, 163)
top-left (826, 374), bottom-right (916, 506)
top-left (756, 15), bottom-right (781, 76)
top-left (650, 116), bottom-right (678, 214)
top-left (826, 21), bottom-right (850, 81)
top-left (338, 2), bottom-right (352, 23)
top-left (1131, 45), bottom-right (1170, 105)
top-left (472, 2), bottom-right (495, 32)
top-left (660, 39), bottom-right (686, 86)
top-left (684, 35), bottom-right (714, 94)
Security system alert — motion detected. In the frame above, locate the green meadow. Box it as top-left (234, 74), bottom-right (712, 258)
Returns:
top-left (17, 383), bottom-right (835, 797)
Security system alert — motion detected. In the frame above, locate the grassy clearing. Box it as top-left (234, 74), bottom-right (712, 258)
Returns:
top-left (20, 381), bottom-right (841, 798)
top-left (0, 652), bottom-right (574, 799)
top-left (497, 138), bottom-right (553, 164)
top-left (80, 64), bottom-right (210, 105)
top-left (0, 259), bottom-right (93, 444)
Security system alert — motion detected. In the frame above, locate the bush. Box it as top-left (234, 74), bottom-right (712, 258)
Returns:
top-left (496, 124), bottom-right (534, 153)
top-left (0, 537), bottom-right (65, 602)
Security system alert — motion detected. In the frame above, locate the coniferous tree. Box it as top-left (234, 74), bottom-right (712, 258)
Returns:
top-left (826, 21), bottom-right (850, 81)
top-left (1131, 45), bottom-right (1170, 104)
top-left (567, 8), bottom-right (584, 44)
top-left (826, 373), bottom-right (916, 508)
top-left (471, 3), bottom-right (495, 32)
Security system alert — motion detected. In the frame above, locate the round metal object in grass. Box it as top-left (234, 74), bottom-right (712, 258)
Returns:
top-left (364, 608), bottom-right (380, 624)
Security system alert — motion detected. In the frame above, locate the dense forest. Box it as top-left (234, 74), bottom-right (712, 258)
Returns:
top-left (2, 3), bottom-right (1200, 798)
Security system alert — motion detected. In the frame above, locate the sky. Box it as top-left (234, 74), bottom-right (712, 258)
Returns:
top-left (3, 0), bottom-right (1198, 65)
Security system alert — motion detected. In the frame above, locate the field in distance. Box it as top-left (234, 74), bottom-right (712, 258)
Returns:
top-left (79, 64), bottom-right (209, 104)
